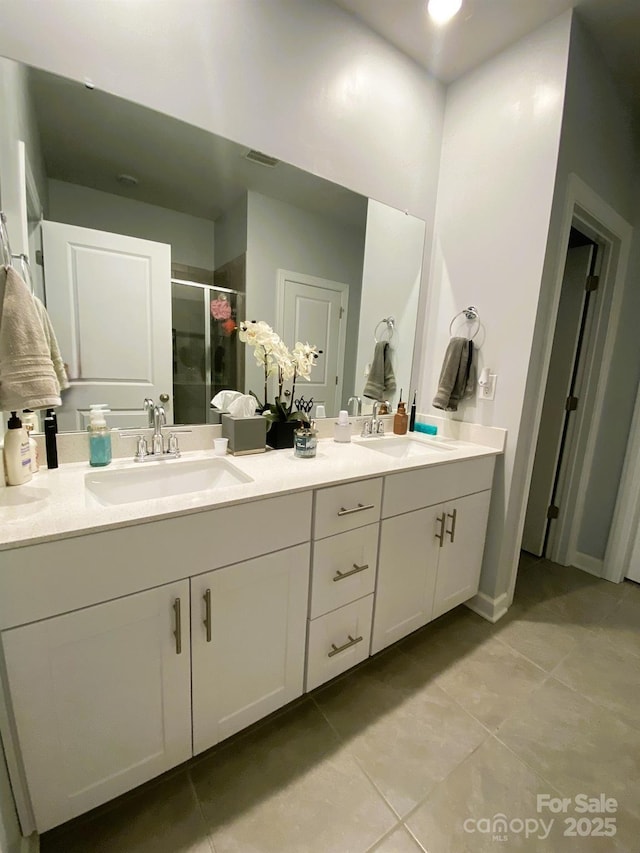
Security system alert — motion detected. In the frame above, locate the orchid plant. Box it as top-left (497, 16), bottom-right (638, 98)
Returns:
top-left (238, 320), bottom-right (318, 423)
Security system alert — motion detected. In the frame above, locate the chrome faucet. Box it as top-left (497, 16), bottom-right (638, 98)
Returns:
top-left (347, 395), bottom-right (362, 417)
top-left (361, 400), bottom-right (387, 437)
top-left (152, 405), bottom-right (166, 455)
top-left (143, 397), bottom-right (155, 429)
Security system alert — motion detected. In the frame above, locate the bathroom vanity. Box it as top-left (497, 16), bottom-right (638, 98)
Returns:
top-left (0, 429), bottom-right (501, 834)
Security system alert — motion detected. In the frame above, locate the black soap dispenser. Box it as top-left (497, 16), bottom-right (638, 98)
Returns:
top-left (44, 409), bottom-right (58, 470)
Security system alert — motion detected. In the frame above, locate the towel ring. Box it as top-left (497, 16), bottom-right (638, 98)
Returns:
top-left (449, 306), bottom-right (480, 340)
top-left (374, 316), bottom-right (395, 344)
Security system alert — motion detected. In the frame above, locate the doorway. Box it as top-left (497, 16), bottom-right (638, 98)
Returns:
top-left (277, 270), bottom-right (348, 418)
top-left (522, 226), bottom-right (600, 564)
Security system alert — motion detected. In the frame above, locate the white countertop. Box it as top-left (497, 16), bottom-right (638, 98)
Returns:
top-left (0, 433), bottom-right (501, 551)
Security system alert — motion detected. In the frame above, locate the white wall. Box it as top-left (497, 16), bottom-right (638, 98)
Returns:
top-left (419, 13), bottom-right (572, 606)
top-left (0, 57), bottom-right (47, 254)
top-left (0, 0), bottom-right (444, 225)
top-left (531, 17), bottom-right (640, 564)
top-left (215, 194), bottom-right (247, 271)
top-left (48, 179), bottom-right (215, 269)
top-left (356, 199), bottom-right (425, 408)
top-left (245, 190), bottom-right (365, 400)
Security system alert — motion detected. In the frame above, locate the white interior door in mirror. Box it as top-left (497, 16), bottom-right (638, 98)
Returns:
top-left (41, 221), bottom-right (172, 431)
top-left (277, 270), bottom-right (347, 418)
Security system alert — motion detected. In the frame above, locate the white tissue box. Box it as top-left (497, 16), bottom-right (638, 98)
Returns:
top-left (221, 414), bottom-right (267, 455)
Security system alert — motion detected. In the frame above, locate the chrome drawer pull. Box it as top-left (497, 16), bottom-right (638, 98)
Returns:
top-left (203, 588), bottom-right (212, 642)
top-left (333, 563), bottom-right (369, 582)
top-left (446, 508), bottom-right (457, 543)
top-left (435, 512), bottom-right (446, 548)
top-left (337, 503), bottom-right (374, 517)
top-left (173, 598), bottom-right (182, 655)
top-left (328, 634), bottom-right (363, 658)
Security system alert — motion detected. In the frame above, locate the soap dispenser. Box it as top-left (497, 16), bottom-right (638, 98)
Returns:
top-left (88, 404), bottom-right (112, 467)
top-left (334, 410), bottom-right (351, 443)
top-left (393, 401), bottom-right (408, 435)
top-left (3, 412), bottom-right (32, 485)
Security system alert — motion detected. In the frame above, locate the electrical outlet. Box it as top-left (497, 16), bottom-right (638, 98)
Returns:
top-left (479, 374), bottom-right (497, 400)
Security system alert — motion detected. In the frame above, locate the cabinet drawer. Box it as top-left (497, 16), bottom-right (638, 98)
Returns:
top-left (310, 525), bottom-right (378, 618)
top-left (314, 478), bottom-right (382, 539)
top-left (383, 456), bottom-right (495, 518)
top-left (306, 595), bottom-right (373, 691)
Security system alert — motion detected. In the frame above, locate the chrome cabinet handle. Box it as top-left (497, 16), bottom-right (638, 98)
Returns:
top-left (333, 563), bottom-right (369, 582)
top-left (446, 508), bottom-right (457, 543)
top-left (435, 512), bottom-right (446, 548)
top-left (173, 598), bottom-right (182, 655)
top-left (203, 588), bottom-right (212, 643)
top-left (328, 634), bottom-right (363, 658)
top-left (337, 503), bottom-right (375, 517)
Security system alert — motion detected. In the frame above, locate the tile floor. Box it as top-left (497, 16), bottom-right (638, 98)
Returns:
top-left (41, 553), bottom-right (640, 852)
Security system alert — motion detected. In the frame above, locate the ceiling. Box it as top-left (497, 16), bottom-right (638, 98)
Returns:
top-left (331, 0), bottom-right (640, 119)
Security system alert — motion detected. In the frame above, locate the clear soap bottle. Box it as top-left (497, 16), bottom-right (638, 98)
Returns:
top-left (88, 404), bottom-right (112, 467)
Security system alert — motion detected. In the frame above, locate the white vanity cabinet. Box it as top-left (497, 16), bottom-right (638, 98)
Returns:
top-left (190, 544), bottom-right (310, 754)
top-left (371, 457), bottom-right (495, 654)
top-left (1, 580), bottom-right (192, 833)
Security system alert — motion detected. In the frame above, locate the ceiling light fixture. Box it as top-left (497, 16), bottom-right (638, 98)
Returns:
top-left (427, 0), bottom-right (462, 25)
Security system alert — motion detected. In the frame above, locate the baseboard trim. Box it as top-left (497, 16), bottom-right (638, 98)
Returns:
top-left (21, 833), bottom-right (39, 853)
top-left (572, 552), bottom-right (603, 578)
top-left (465, 591), bottom-right (509, 623)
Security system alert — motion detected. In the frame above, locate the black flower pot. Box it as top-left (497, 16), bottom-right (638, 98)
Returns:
top-left (266, 420), bottom-right (300, 450)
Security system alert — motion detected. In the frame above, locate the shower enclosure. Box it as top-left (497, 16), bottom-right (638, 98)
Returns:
top-left (171, 278), bottom-right (245, 424)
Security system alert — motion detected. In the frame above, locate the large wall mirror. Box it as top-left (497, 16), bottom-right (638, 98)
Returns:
top-left (0, 58), bottom-right (426, 433)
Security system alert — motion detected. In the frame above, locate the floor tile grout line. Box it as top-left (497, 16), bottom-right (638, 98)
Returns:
top-left (186, 770), bottom-right (217, 853)
top-left (309, 693), bottom-right (402, 825)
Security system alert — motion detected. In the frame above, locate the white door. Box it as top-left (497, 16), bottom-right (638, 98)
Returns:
top-left (1, 580), bottom-right (192, 832)
top-left (277, 270), bottom-right (348, 418)
top-left (41, 221), bottom-right (173, 431)
top-left (522, 245), bottom-right (593, 555)
top-left (432, 491), bottom-right (492, 619)
top-left (191, 544), bottom-right (309, 755)
top-left (371, 507), bottom-right (440, 654)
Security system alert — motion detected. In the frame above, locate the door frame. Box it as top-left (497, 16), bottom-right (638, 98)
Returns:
top-left (276, 269), bottom-right (349, 412)
top-left (509, 174), bottom-right (632, 602)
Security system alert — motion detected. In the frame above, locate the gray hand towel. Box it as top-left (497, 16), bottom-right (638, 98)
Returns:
top-left (363, 341), bottom-right (396, 400)
top-left (433, 337), bottom-right (475, 412)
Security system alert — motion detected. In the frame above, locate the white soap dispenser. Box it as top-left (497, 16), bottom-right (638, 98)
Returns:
top-left (333, 409), bottom-right (352, 443)
top-left (3, 411), bottom-right (33, 485)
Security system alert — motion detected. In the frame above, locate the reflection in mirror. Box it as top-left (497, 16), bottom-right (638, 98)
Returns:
top-left (0, 58), bottom-right (426, 432)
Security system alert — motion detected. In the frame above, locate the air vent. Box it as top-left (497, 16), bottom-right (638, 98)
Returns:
top-left (244, 149), bottom-right (280, 168)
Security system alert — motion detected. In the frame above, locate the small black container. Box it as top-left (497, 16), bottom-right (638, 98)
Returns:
top-left (44, 412), bottom-right (58, 469)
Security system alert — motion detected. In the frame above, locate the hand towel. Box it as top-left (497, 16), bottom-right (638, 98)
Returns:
top-left (34, 296), bottom-right (70, 391)
top-left (363, 341), bottom-right (396, 400)
top-left (0, 266), bottom-right (62, 411)
top-left (433, 337), bottom-right (476, 411)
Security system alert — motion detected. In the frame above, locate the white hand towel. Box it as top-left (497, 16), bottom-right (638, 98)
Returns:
top-left (34, 295), bottom-right (70, 391)
top-left (0, 266), bottom-right (61, 411)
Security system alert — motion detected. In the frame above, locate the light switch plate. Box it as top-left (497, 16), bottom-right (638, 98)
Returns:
top-left (479, 374), bottom-right (497, 400)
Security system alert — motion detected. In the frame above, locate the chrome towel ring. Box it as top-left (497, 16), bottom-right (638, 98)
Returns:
top-left (374, 316), bottom-right (395, 343)
top-left (449, 306), bottom-right (480, 340)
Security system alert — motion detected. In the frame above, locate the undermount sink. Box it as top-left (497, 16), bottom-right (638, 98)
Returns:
top-left (356, 436), bottom-right (455, 459)
top-left (85, 457), bottom-right (253, 506)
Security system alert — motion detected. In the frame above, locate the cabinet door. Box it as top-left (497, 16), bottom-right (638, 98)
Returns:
top-left (1, 580), bottom-right (191, 833)
top-left (191, 544), bottom-right (310, 754)
top-left (432, 491), bottom-right (491, 619)
top-left (371, 507), bottom-right (441, 654)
